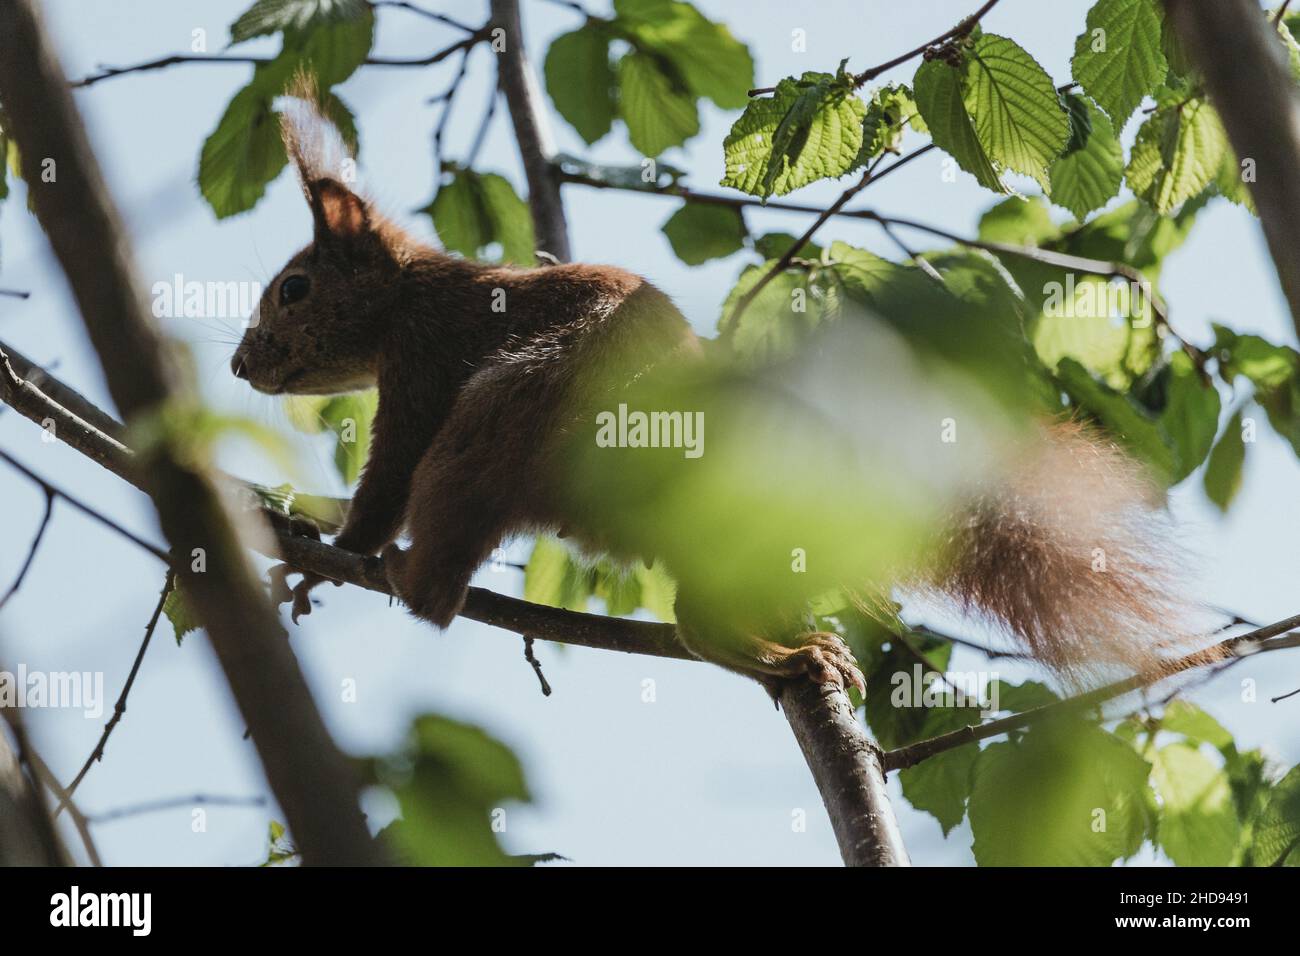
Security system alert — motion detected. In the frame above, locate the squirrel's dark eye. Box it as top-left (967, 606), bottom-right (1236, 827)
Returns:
top-left (279, 275), bottom-right (310, 306)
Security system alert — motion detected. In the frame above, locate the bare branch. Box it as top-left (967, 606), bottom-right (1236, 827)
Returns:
top-left (86, 793), bottom-right (266, 824)
top-left (70, 30), bottom-right (487, 89)
top-left (0, 485), bottom-right (54, 610)
top-left (490, 0), bottom-right (571, 260)
top-left (56, 570), bottom-right (175, 816)
top-left (748, 0), bottom-right (1002, 96)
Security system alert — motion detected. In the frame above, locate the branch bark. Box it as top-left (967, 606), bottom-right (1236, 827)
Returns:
top-left (0, 0), bottom-right (382, 866)
top-left (490, 0), bottom-right (572, 261)
top-left (1165, 0), bottom-right (1300, 342)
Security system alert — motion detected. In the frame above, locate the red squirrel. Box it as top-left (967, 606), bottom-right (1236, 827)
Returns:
top-left (231, 87), bottom-right (1191, 692)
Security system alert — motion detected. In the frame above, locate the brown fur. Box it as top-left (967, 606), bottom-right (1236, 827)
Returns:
top-left (232, 91), bottom-right (1191, 692)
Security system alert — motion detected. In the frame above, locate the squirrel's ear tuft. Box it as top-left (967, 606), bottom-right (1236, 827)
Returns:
top-left (310, 178), bottom-right (370, 239)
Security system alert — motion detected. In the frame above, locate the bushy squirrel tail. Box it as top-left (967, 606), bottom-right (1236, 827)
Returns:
top-left (931, 421), bottom-right (1202, 681)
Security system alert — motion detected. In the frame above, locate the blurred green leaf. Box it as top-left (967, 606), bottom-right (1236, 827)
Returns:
top-left (969, 718), bottom-right (1154, 865)
top-left (1204, 410), bottom-right (1247, 512)
top-left (661, 202), bottom-right (746, 265)
top-left (1152, 742), bottom-right (1240, 866)
top-left (1253, 765), bottom-right (1300, 866)
top-left (372, 714), bottom-right (531, 866)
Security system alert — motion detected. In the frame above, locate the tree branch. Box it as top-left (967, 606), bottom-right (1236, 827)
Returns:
top-left (0, 0), bottom-right (383, 866)
top-left (1165, 0), bottom-right (1300, 343)
top-left (748, 0), bottom-right (1002, 95)
top-left (490, 0), bottom-right (571, 261)
top-left (885, 615), bottom-right (1300, 771)
top-left (70, 30), bottom-right (487, 89)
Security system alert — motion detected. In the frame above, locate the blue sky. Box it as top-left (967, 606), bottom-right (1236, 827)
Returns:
top-left (1, 0), bottom-right (1297, 866)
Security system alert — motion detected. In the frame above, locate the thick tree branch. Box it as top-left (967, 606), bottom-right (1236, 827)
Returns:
top-left (490, 0), bottom-right (571, 261)
top-left (1165, 0), bottom-right (1300, 343)
top-left (780, 680), bottom-right (910, 865)
top-left (0, 0), bottom-right (382, 866)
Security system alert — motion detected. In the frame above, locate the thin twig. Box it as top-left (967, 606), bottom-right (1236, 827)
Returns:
top-left (70, 31), bottom-right (487, 88)
top-left (0, 450), bottom-right (170, 562)
top-left (370, 0), bottom-right (477, 33)
top-left (522, 636), bottom-right (553, 696)
top-left (86, 793), bottom-right (266, 824)
top-left (55, 570), bottom-right (176, 817)
top-left (0, 486), bottom-right (54, 610)
top-left (748, 0), bottom-right (1002, 95)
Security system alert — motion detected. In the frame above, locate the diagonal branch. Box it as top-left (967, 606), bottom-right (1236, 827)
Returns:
top-left (55, 570), bottom-right (176, 816)
top-left (885, 616), bottom-right (1300, 772)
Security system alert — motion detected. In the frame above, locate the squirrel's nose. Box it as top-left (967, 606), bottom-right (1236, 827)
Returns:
top-left (231, 354), bottom-right (249, 379)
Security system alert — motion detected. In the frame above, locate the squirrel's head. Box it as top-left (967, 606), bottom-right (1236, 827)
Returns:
top-left (231, 76), bottom-right (403, 395)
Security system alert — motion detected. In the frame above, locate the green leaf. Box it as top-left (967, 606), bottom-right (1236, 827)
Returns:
top-left (661, 202), bottom-right (746, 265)
top-left (544, 26), bottom-right (617, 144)
top-left (424, 168), bottom-right (535, 265)
top-left (977, 195), bottom-right (1058, 246)
top-left (914, 59), bottom-right (1003, 193)
top-left (1071, 0), bottom-right (1167, 130)
top-left (1204, 410), bottom-right (1247, 512)
top-left (618, 52), bottom-right (700, 157)
top-left (753, 232), bottom-right (823, 261)
top-left (1152, 743), bottom-right (1241, 866)
top-left (198, 84), bottom-right (289, 220)
top-left (1125, 93), bottom-right (1227, 214)
top-left (899, 745), bottom-right (978, 837)
top-left (1253, 765), bottom-right (1300, 866)
top-left (860, 83), bottom-right (921, 161)
top-left (372, 713), bottom-right (531, 866)
top-left (720, 70), bottom-right (865, 199)
top-left (231, 0), bottom-right (369, 42)
top-left (521, 536), bottom-right (675, 622)
top-left (964, 34), bottom-right (1071, 190)
top-left (991, 679), bottom-right (1061, 712)
top-left (1160, 700), bottom-right (1234, 751)
top-left (198, 7), bottom-right (370, 219)
top-left (1049, 96), bottom-right (1124, 220)
top-left (968, 718), bottom-right (1154, 866)
top-left (613, 0), bottom-right (754, 109)
top-left (1158, 349), bottom-right (1221, 483)
top-left (1056, 357), bottom-right (1176, 480)
top-left (719, 262), bottom-right (825, 362)
top-left (162, 582), bottom-right (200, 645)
top-left (283, 390), bottom-right (377, 485)
top-left (523, 536), bottom-right (594, 612)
